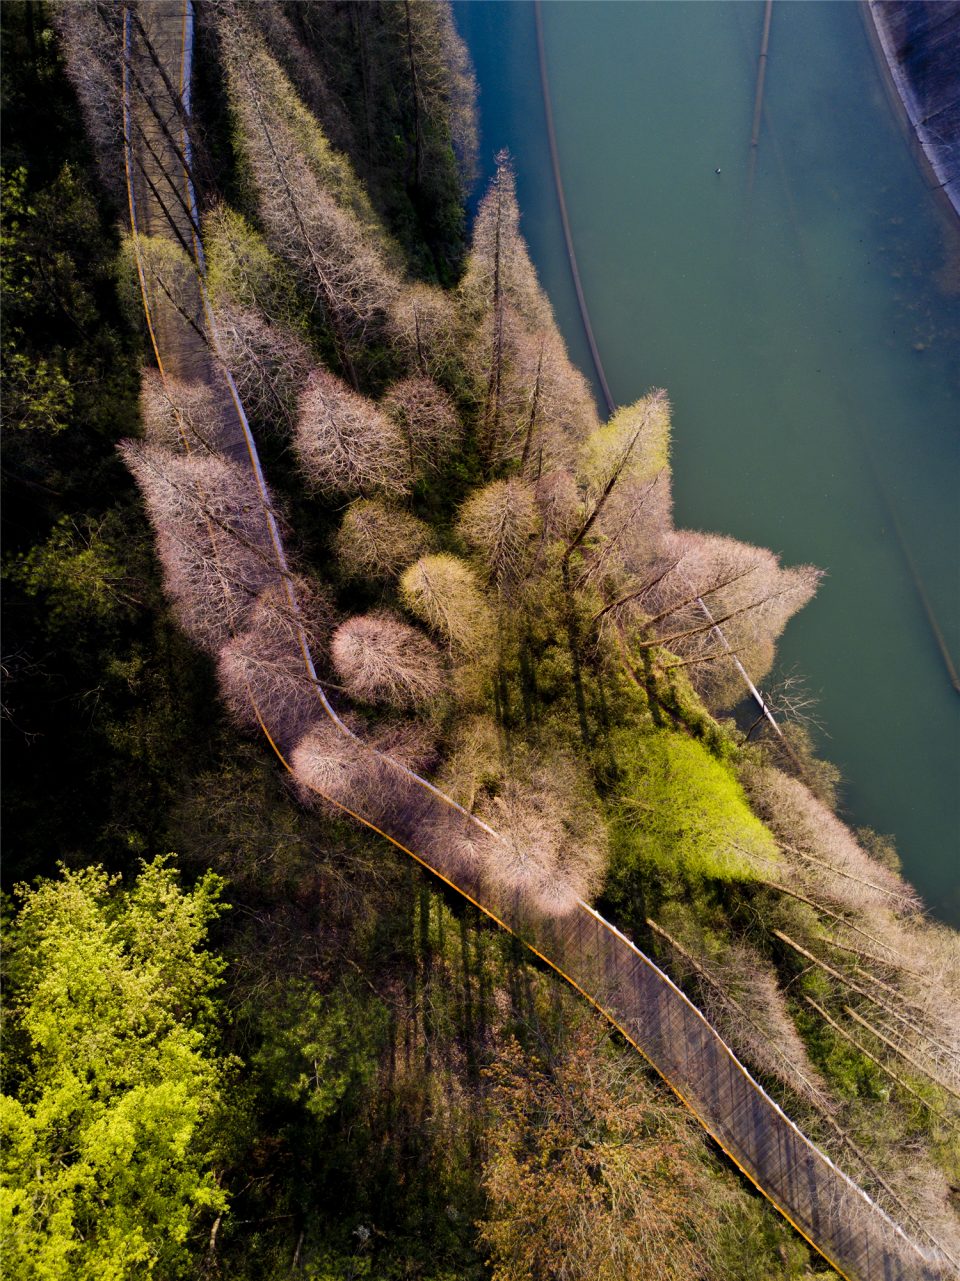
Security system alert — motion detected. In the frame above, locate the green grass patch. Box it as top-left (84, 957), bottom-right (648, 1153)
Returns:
top-left (604, 726), bottom-right (778, 903)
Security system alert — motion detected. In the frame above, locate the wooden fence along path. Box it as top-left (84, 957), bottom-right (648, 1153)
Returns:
top-left (118, 5), bottom-right (949, 1277)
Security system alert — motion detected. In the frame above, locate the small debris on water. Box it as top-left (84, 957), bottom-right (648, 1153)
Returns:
top-left (715, 167), bottom-right (722, 175)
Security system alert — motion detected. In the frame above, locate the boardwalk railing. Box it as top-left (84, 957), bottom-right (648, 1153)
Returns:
top-left (115, 6), bottom-right (950, 1278)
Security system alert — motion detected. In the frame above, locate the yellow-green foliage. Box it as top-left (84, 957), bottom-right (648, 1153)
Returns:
top-left (203, 205), bottom-right (300, 325)
top-left (606, 727), bottom-right (777, 891)
top-left (579, 391), bottom-right (671, 491)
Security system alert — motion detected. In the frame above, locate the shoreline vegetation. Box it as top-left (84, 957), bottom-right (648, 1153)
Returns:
top-left (2, 3), bottom-right (958, 1279)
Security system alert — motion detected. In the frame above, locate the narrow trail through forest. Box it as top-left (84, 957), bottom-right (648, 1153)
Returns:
top-left (116, 5), bottom-right (950, 1278)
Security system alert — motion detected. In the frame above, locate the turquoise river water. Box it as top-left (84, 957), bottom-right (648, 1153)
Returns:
top-left (454, 0), bottom-right (959, 922)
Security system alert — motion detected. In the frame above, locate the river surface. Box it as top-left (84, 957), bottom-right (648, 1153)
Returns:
top-left (454, 0), bottom-right (960, 922)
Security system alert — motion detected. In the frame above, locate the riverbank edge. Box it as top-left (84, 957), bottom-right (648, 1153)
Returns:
top-left (862, 0), bottom-right (960, 223)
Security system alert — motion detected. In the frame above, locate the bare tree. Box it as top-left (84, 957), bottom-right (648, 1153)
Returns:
top-left (370, 717), bottom-right (439, 776)
top-left (478, 756), bottom-right (605, 917)
top-left (459, 151), bottom-right (552, 333)
top-left (289, 720), bottom-right (370, 813)
top-left (511, 325), bottom-right (600, 479)
top-left (400, 554), bottom-right (493, 655)
top-left (217, 577), bottom-right (334, 746)
top-left (204, 203), bottom-right (298, 327)
top-left (387, 282), bottom-right (461, 383)
top-left (139, 370), bottom-right (219, 454)
top-left (330, 611), bottom-right (447, 710)
top-left (435, 714), bottom-right (503, 812)
top-left (217, 6), bottom-right (400, 387)
top-left (120, 440), bottom-right (278, 650)
top-left (742, 764), bottom-right (921, 920)
top-left (626, 531), bottom-right (822, 706)
top-left (534, 470), bottom-right (582, 542)
top-left (212, 299), bottom-right (312, 435)
top-left (54, 1), bottom-right (126, 203)
top-left (381, 375), bottom-right (462, 478)
top-left (335, 499), bottom-right (433, 583)
top-left (246, 0), bottom-right (356, 162)
top-left (457, 478), bottom-right (539, 592)
top-left (564, 391), bottom-right (672, 590)
top-left (294, 369), bottom-right (410, 497)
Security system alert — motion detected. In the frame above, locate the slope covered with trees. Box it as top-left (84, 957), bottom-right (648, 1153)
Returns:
top-left (3, 3), bottom-right (959, 1278)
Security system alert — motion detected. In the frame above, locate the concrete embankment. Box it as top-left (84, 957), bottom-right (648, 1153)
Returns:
top-left (866, 1), bottom-right (960, 220)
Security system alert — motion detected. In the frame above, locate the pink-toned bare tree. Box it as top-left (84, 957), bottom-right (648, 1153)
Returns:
top-left (289, 720), bottom-right (370, 814)
top-left (139, 370), bottom-right (219, 454)
top-left (54, 2), bottom-right (126, 203)
top-left (534, 470), bottom-right (582, 542)
top-left (381, 375), bottom-right (462, 478)
top-left (388, 282), bottom-right (461, 383)
top-left (335, 499), bottom-right (433, 583)
top-left (120, 440), bottom-right (278, 650)
top-left (331, 612), bottom-right (447, 710)
top-left (294, 369), bottom-right (410, 497)
top-left (211, 299), bottom-right (312, 435)
top-left (217, 6), bottom-right (399, 388)
top-left (620, 530), bottom-right (822, 706)
top-left (478, 757), bottom-right (605, 918)
top-left (217, 576), bottom-right (335, 746)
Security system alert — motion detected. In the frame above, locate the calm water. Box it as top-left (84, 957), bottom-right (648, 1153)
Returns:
top-left (454, 0), bottom-right (960, 922)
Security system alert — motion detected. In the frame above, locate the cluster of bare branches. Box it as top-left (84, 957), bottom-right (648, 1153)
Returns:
top-left (139, 370), bottom-right (218, 454)
top-left (295, 370), bottom-right (410, 497)
top-left (216, 4), bottom-right (399, 388)
top-left (211, 299), bottom-right (312, 436)
top-left (54, 1), bottom-right (126, 202)
top-left (218, 577), bottom-right (334, 747)
top-left (330, 612), bottom-right (447, 710)
top-left (335, 499), bottom-right (433, 584)
top-left (457, 478), bottom-right (539, 593)
top-left (743, 765), bottom-right (921, 920)
top-left (381, 375), bottom-right (461, 479)
top-left (477, 756), bottom-right (606, 918)
top-left (649, 917), bottom-right (831, 1112)
top-left (459, 152), bottom-right (597, 470)
top-left (120, 438), bottom-right (278, 650)
top-left (387, 282), bottom-right (461, 383)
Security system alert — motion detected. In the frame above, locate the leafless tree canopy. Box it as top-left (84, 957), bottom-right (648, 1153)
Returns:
top-left (330, 611), bottom-right (447, 710)
top-left (335, 499), bottom-right (433, 584)
top-left (457, 478), bottom-right (539, 591)
top-left (54, 1), bottom-right (126, 202)
top-left (120, 439), bottom-right (278, 650)
top-left (387, 282), bottom-right (460, 383)
top-left (211, 299), bottom-right (313, 436)
top-left (381, 375), bottom-right (462, 477)
top-left (459, 151), bottom-right (552, 333)
top-left (534, 470), bottom-right (583, 542)
top-left (295, 369), bottom-right (410, 497)
top-left (742, 764), bottom-right (921, 919)
top-left (400, 554), bottom-right (493, 655)
top-left (217, 5), bottom-right (399, 386)
top-left (139, 370), bottom-right (219, 454)
top-left (289, 720), bottom-right (370, 813)
top-left (478, 757), bottom-right (606, 918)
top-left (218, 576), bottom-right (334, 746)
top-left (460, 152), bottom-right (595, 469)
top-left (203, 204), bottom-right (297, 327)
top-left (627, 531), bottom-right (822, 706)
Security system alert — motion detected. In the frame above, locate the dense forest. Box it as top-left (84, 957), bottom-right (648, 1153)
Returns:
top-left (2, 3), bottom-right (958, 1279)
